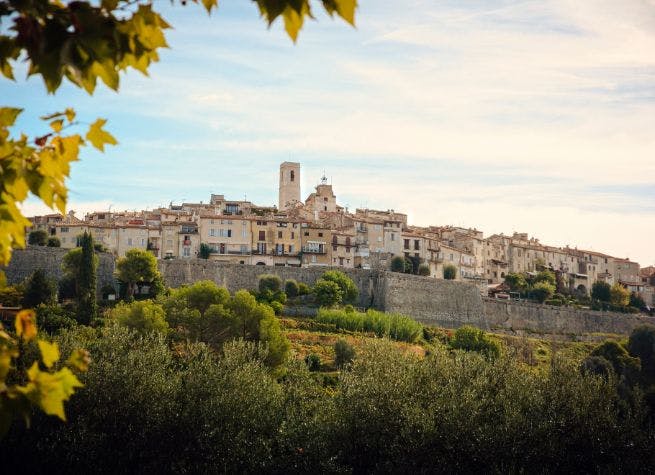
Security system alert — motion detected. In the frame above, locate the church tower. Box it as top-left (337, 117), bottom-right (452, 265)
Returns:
top-left (278, 162), bottom-right (301, 211)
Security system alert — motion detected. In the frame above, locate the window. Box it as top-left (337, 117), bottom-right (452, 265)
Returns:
top-left (167, 239), bottom-right (173, 246)
top-left (141, 238), bottom-right (146, 246)
top-left (346, 237), bottom-right (351, 246)
top-left (291, 232), bottom-right (295, 239)
top-left (323, 197), bottom-right (328, 202)
top-left (333, 245), bottom-right (337, 251)
top-left (258, 230), bottom-right (266, 241)
top-left (289, 245), bottom-right (294, 254)
top-left (346, 247), bottom-right (351, 253)
top-left (332, 235), bottom-right (338, 244)
top-left (404, 239), bottom-right (410, 250)
top-left (61, 237), bottom-right (66, 243)
top-left (339, 257), bottom-right (344, 266)
top-left (257, 243), bottom-right (267, 254)
top-left (311, 255), bottom-right (317, 263)
top-left (242, 227), bottom-right (247, 238)
top-left (391, 233), bottom-right (395, 242)
top-left (304, 232), bottom-right (309, 236)
top-left (128, 238), bottom-right (133, 246)
top-left (183, 247), bottom-right (190, 257)
top-left (324, 206), bottom-right (327, 211)
top-left (290, 170), bottom-right (295, 182)
top-left (227, 229), bottom-right (232, 238)
top-left (414, 240), bottom-right (419, 250)
top-left (278, 231), bottom-right (282, 239)
top-left (240, 244), bottom-right (248, 254)
top-left (318, 232), bottom-right (323, 237)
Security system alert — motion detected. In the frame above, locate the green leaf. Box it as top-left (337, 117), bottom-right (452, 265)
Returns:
top-left (86, 119), bottom-right (118, 152)
top-left (38, 340), bottom-right (60, 369)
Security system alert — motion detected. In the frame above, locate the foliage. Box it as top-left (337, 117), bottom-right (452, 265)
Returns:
top-left (297, 281), bottom-right (311, 296)
top-left (534, 270), bottom-right (556, 286)
top-left (316, 308), bottom-right (423, 343)
top-left (284, 279), bottom-right (300, 298)
top-left (115, 248), bottom-right (161, 299)
top-left (628, 326), bottom-right (655, 386)
top-left (610, 283), bottom-right (630, 307)
top-left (22, 269), bottom-right (56, 308)
top-left (449, 325), bottom-right (501, 359)
top-left (505, 272), bottom-right (528, 291)
top-left (313, 279), bottom-right (343, 307)
top-left (0, 310), bottom-right (88, 438)
top-left (199, 243), bottom-right (212, 259)
top-left (319, 270), bottom-right (358, 303)
top-left (334, 338), bottom-right (355, 369)
top-left (28, 230), bottom-right (48, 246)
top-left (164, 280), bottom-right (230, 317)
top-left (591, 281), bottom-right (612, 302)
top-left (270, 300), bottom-right (284, 316)
top-left (305, 353), bottom-right (321, 371)
top-left (259, 274), bottom-right (282, 293)
top-left (443, 264), bottom-right (457, 280)
top-left (588, 341), bottom-right (640, 384)
top-left (418, 263), bottom-right (430, 276)
top-left (0, 285), bottom-right (23, 307)
top-left (110, 300), bottom-right (168, 335)
top-left (76, 232), bottom-right (97, 324)
top-left (532, 281), bottom-right (556, 303)
top-left (390, 255), bottom-right (406, 273)
top-left (35, 304), bottom-right (77, 335)
top-left (629, 292), bottom-right (646, 310)
top-left (46, 236), bottom-right (60, 247)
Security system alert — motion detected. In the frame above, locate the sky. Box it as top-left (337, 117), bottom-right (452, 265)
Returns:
top-left (3, 0), bottom-right (654, 265)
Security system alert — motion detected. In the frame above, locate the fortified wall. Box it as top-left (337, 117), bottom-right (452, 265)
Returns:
top-left (4, 249), bottom-right (654, 335)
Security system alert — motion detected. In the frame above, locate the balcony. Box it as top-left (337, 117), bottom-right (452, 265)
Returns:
top-left (356, 225), bottom-right (367, 233)
top-left (302, 246), bottom-right (327, 254)
top-left (183, 240), bottom-right (191, 246)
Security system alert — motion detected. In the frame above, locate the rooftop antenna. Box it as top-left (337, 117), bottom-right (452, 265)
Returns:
top-left (320, 171), bottom-right (328, 185)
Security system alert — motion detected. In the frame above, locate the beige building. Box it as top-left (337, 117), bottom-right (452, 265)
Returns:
top-left (199, 214), bottom-right (251, 263)
top-left (278, 162), bottom-right (301, 211)
top-left (250, 218), bottom-right (302, 266)
top-left (330, 229), bottom-right (356, 268)
top-left (300, 224), bottom-right (331, 267)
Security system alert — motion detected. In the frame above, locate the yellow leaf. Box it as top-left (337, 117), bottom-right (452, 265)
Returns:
top-left (50, 119), bottom-right (64, 133)
top-left (38, 340), bottom-right (60, 368)
top-left (201, 0), bottom-right (218, 13)
top-left (66, 349), bottom-right (91, 372)
top-left (282, 5), bottom-right (305, 42)
top-left (65, 108), bottom-right (76, 123)
top-left (15, 310), bottom-right (37, 341)
top-left (335, 0), bottom-right (356, 25)
top-left (20, 364), bottom-right (83, 421)
top-left (85, 119), bottom-right (118, 152)
top-left (0, 107), bottom-right (22, 127)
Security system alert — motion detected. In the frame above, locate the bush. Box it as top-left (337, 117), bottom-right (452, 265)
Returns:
top-left (259, 274), bottom-right (282, 294)
top-left (199, 243), bottom-right (212, 259)
top-left (47, 236), bottom-right (61, 247)
top-left (320, 270), bottom-right (358, 303)
top-left (531, 281), bottom-right (555, 303)
top-left (418, 264), bottom-right (430, 276)
top-left (343, 304), bottom-right (355, 314)
top-left (450, 325), bottom-right (501, 359)
top-left (534, 270), bottom-right (556, 286)
top-left (390, 255), bottom-right (406, 273)
top-left (313, 280), bottom-right (343, 307)
top-left (0, 285), bottom-right (23, 307)
top-left (22, 269), bottom-right (57, 308)
top-left (610, 283), bottom-right (630, 307)
top-left (316, 308), bottom-right (423, 343)
top-left (628, 326), bottom-right (655, 386)
top-left (35, 303), bottom-right (77, 334)
top-left (505, 273), bottom-right (528, 292)
top-left (284, 279), bottom-right (300, 298)
top-left (28, 229), bottom-right (48, 246)
top-left (592, 281), bottom-right (611, 302)
top-left (334, 339), bottom-right (355, 369)
top-left (297, 282), bottom-right (311, 296)
top-left (305, 353), bottom-right (321, 371)
top-left (110, 300), bottom-right (169, 334)
top-left (270, 300), bottom-right (284, 315)
top-left (443, 264), bottom-right (457, 280)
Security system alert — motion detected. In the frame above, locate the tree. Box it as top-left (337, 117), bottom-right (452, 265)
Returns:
top-left (449, 325), bottom-right (501, 359)
top-left (630, 292), bottom-right (646, 310)
top-left (0, 0), bottom-right (356, 274)
top-left (531, 281), bottom-right (555, 303)
top-left (591, 281), bottom-right (612, 302)
top-left (77, 232), bottom-right (97, 324)
top-left (418, 264), bottom-right (430, 276)
top-left (199, 243), bottom-right (212, 259)
top-left (284, 279), bottom-right (300, 298)
top-left (505, 273), bottom-right (528, 292)
top-left (390, 256), bottom-right (406, 273)
top-left (589, 341), bottom-right (640, 384)
top-left (610, 283), bottom-right (630, 307)
top-left (313, 280), bottom-right (343, 307)
top-left (47, 236), bottom-right (61, 247)
top-left (22, 269), bottom-right (56, 308)
top-left (111, 300), bottom-right (169, 335)
top-left (443, 264), bottom-right (457, 280)
top-left (27, 230), bottom-right (48, 246)
top-left (334, 339), bottom-right (356, 369)
top-left (116, 248), bottom-right (161, 300)
top-left (534, 270), bottom-right (556, 287)
top-left (259, 274), bottom-right (282, 294)
top-left (627, 326), bottom-right (655, 386)
top-left (320, 270), bottom-right (358, 303)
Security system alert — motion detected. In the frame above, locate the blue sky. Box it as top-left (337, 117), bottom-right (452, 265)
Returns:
top-left (3, 0), bottom-right (654, 265)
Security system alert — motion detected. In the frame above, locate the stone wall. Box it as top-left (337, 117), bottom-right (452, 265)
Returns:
top-left (3, 247), bottom-right (116, 291)
top-left (483, 298), bottom-right (655, 335)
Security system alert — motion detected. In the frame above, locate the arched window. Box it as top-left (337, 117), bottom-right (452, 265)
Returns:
top-left (290, 170), bottom-right (295, 182)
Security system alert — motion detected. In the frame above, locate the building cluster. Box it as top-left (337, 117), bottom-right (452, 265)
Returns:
top-left (27, 162), bottom-right (654, 306)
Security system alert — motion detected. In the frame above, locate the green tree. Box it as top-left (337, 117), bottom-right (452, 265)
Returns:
top-left (199, 243), bottom-right (212, 259)
top-left (77, 232), bottom-right (97, 324)
top-left (22, 269), bottom-right (56, 308)
top-left (534, 270), bottom-right (556, 286)
top-left (334, 338), bottom-right (356, 369)
top-left (531, 281), bottom-right (555, 303)
top-left (589, 341), bottom-right (640, 385)
top-left (418, 264), bottom-right (430, 276)
top-left (390, 255), bottom-right (406, 273)
top-left (28, 230), bottom-right (48, 246)
top-left (313, 279), bottom-right (343, 307)
top-left (320, 270), bottom-right (358, 303)
top-left (0, 285), bottom-right (24, 307)
top-left (505, 273), bottom-right (528, 292)
top-left (610, 283), bottom-right (630, 307)
top-left (627, 326), bottom-right (655, 386)
top-left (629, 292), bottom-right (646, 310)
top-left (449, 325), bottom-right (501, 359)
top-left (116, 248), bottom-right (161, 300)
top-left (592, 281), bottom-right (612, 302)
top-left (284, 279), bottom-right (300, 298)
top-left (443, 264), bottom-right (457, 280)
top-left (47, 236), bottom-right (61, 247)
top-left (111, 300), bottom-right (169, 334)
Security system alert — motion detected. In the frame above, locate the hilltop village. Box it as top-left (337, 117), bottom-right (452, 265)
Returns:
top-left (27, 162), bottom-right (654, 305)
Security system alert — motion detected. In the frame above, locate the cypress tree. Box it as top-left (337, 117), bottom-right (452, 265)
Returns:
top-left (77, 232), bottom-right (97, 325)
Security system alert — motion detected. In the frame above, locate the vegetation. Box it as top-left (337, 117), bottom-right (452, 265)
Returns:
top-left (22, 269), bottom-right (57, 308)
top-left (443, 264), bottom-right (457, 280)
top-left (531, 281), bottom-right (556, 303)
top-left (418, 263), bottom-right (430, 276)
top-left (334, 338), bottom-right (356, 369)
top-left (319, 270), bottom-right (358, 303)
top-left (505, 272), bottom-right (528, 292)
top-left (449, 325), bottom-right (501, 359)
top-left (592, 281), bottom-right (612, 302)
top-left (115, 248), bottom-right (162, 300)
top-left (47, 236), bottom-right (61, 247)
top-left (199, 243), bottom-right (212, 259)
top-left (610, 283), bottom-right (630, 307)
top-left (27, 230), bottom-right (48, 246)
top-left (111, 300), bottom-right (169, 335)
top-left (77, 232), bottom-right (98, 325)
top-left (284, 279), bottom-right (300, 298)
top-left (316, 308), bottom-right (423, 343)
top-left (390, 255), bottom-right (406, 272)
top-left (312, 279), bottom-right (343, 307)
top-left (0, 285), bottom-right (23, 307)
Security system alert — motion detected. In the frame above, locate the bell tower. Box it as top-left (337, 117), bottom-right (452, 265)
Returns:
top-left (278, 162), bottom-right (301, 211)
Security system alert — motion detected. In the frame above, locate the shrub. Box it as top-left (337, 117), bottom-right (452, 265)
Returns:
top-left (590, 340), bottom-right (640, 384)
top-left (505, 273), bottom-right (528, 291)
top-left (531, 281), bottom-right (555, 303)
top-left (418, 264), bottom-right (430, 276)
top-left (28, 229), bottom-right (48, 246)
top-left (297, 282), bottom-right (311, 296)
top-left (0, 285), bottom-right (23, 306)
top-left (35, 303), bottom-right (77, 334)
top-left (259, 274), bottom-right (282, 294)
top-left (47, 236), bottom-right (61, 247)
top-left (316, 308), bottom-right (423, 343)
top-left (443, 264), bottom-right (457, 280)
top-left (305, 353), bottom-right (321, 371)
top-left (199, 243), bottom-right (212, 259)
top-left (270, 300), bottom-right (283, 315)
top-left (390, 256), bottom-right (406, 273)
top-left (610, 283), bottom-right (630, 307)
top-left (450, 325), bottom-right (501, 359)
top-left (343, 304), bottom-right (355, 313)
top-left (628, 326), bottom-right (655, 386)
top-left (592, 281), bottom-right (611, 302)
top-left (580, 355), bottom-right (613, 379)
top-left (284, 279), bottom-right (299, 298)
top-left (320, 270), bottom-right (358, 303)
top-left (22, 269), bottom-right (57, 308)
top-left (534, 270), bottom-right (556, 286)
top-left (334, 339), bottom-right (355, 369)
top-left (313, 280), bottom-right (343, 307)
top-left (629, 292), bottom-right (645, 310)
top-left (110, 300), bottom-right (169, 334)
